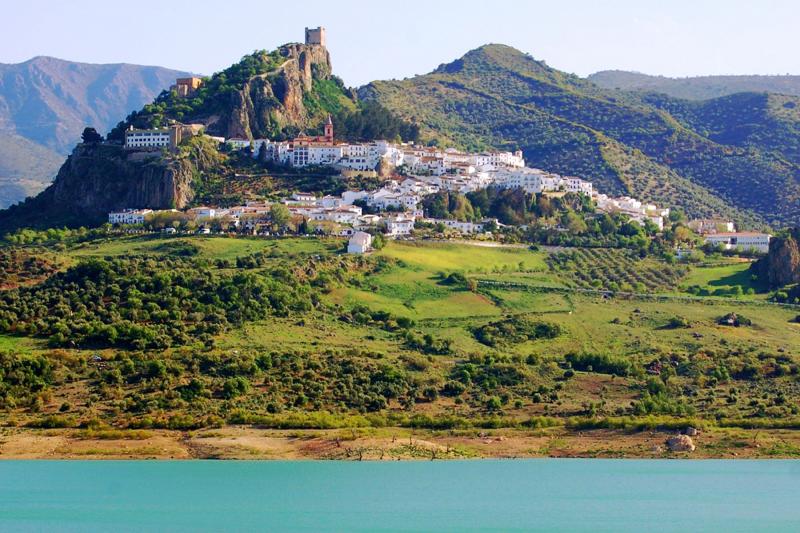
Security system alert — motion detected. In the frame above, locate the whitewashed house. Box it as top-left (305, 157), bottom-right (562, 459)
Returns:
top-left (347, 231), bottom-right (373, 254)
top-left (385, 216), bottom-right (415, 236)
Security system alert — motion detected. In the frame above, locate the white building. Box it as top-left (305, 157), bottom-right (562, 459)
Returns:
top-left (424, 218), bottom-right (485, 234)
top-left (470, 150), bottom-right (525, 170)
top-left (704, 232), bottom-right (771, 253)
top-left (124, 128), bottom-right (171, 149)
top-left (319, 195), bottom-right (343, 208)
top-left (385, 216), bottom-right (415, 236)
top-left (342, 190), bottom-right (369, 205)
top-left (496, 168), bottom-right (563, 193)
top-left (292, 192), bottom-right (317, 203)
top-left (188, 206), bottom-right (218, 220)
top-left (564, 177), bottom-right (593, 195)
top-left (368, 189), bottom-right (420, 211)
top-left (307, 206), bottom-right (363, 225)
top-left (292, 144), bottom-right (344, 167)
top-left (594, 194), bottom-right (669, 231)
top-left (347, 231), bottom-right (373, 254)
top-left (688, 219), bottom-right (736, 235)
top-left (108, 209), bottom-right (153, 225)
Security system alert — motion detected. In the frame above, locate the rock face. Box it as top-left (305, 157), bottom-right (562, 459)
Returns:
top-left (757, 233), bottom-right (800, 288)
top-left (666, 434), bottom-right (696, 452)
top-left (218, 44), bottom-right (333, 140)
top-left (0, 143), bottom-right (197, 229)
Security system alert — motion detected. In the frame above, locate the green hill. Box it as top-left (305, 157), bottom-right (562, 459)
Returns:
top-left (589, 70), bottom-right (800, 100)
top-left (361, 44), bottom-right (800, 228)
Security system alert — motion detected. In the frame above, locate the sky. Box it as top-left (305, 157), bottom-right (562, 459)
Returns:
top-left (3, 0), bottom-right (800, 86)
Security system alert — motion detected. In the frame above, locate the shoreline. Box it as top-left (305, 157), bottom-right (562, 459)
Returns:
top-left (2, 426), bottom-right (799, 460)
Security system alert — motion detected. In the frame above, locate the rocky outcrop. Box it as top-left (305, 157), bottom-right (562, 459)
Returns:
top-left (220, 44), bottom-right (333, 140)
top-left (0, 143), bottom-right (197, 229)
top-left (666, 434), bottom-right (696, 452)
top-left (755, 232), bottom-right (800, 288)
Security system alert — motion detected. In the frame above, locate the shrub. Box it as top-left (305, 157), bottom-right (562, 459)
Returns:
top-left (717, 313), bottom-right (752, 327)
top-left (565, 352), bottom-right (631, 376)
top-left (473, 316), bottom-right (561, 347)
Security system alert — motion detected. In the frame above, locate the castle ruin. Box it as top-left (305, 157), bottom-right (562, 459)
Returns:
top-left (304, 26), bottom-right (326, 47)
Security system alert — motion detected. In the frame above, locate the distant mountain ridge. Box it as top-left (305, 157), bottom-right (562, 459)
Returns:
top-left (0, 56), bottom-right (192, 207)
top-left (588, 70), bottom-right (800, 100)
top-left (0, 56), bottom-right (194, 152)
top-left (4, 44), bottom-right (800, 229)
top-left (361, 44), bottom-right (800, 227)
top-left (0, 132), bottom-right (64, 208)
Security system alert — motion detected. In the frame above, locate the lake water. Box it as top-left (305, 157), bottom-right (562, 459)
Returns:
top-left (1, 459), bottom-right (799, 532)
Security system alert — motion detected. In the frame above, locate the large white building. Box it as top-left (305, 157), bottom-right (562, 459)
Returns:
top-left (496, 168), bottom-right (550, 192)
top-left (124, 129), bottom-right (171, 149)
top-left (704, 232), bottom-right (771, 253)
top-left (292, 144), bottom-right (344, 167)
top-left (108, 209), bottom-right (153, 225)
top-left (594, 194), bottom-right (669, 231)
top-left (424, 218), bottom-right (487, 234)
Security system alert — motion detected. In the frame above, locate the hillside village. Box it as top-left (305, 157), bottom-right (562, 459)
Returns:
top-left (113, 113), bottom-right (771, 253)
top-left (100, 28), bottom-right (773, 255)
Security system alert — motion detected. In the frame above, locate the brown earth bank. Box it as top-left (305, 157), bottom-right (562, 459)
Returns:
top-left (1, 426), bottom-right (799, 460)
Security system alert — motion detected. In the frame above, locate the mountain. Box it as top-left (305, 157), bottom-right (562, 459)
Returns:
top-left (0, 56), bottom-right (192, 207)
top-left (0, 132), bottom-right (64, 208)
top-left (0, 42), bottom-right (414, 230)
top-left (0, 56), bottom-right (193, 152)
top-left (360, 44), bottom-right (800, 227)
top-left (588, 70), bottom-right (800, 100)
top-left (6, 42), bottom-right (800, 231)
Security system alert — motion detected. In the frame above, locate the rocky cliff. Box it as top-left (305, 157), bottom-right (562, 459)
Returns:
top-left (754, 229), bottom-right (800, 287)
top-left (0, 143), bottom-right (198, 230)
top-left (213, 44), bottom-right (334, 140)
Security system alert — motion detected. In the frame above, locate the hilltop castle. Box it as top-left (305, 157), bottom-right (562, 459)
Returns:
top-left (305, 26), bottom-right (326, 47)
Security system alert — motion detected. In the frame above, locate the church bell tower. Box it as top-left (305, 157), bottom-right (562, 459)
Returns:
top-left (324, 114), bottom-right (334, 142)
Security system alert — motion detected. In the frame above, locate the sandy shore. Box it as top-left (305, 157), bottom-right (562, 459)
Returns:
top-left (1, 426), bottom-right (799, 459)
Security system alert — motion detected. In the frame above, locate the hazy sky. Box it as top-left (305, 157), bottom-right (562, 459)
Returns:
top-left (3, 0), bottom-right (800, 86)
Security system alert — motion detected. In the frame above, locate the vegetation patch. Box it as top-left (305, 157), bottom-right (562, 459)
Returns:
top-left (547, 248), bottom-right (687, 293)
top-left (473, 316), bottom-right (562, 347)
top-left (717, 312), bottom-right (752, 327)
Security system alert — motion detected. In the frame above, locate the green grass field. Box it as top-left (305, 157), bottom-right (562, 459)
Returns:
top-left (680, 260), bottom-right (765, 297)
top-left (376, 241), bottom-right (546, 273)
top-left (3, 235), bottom-right (800, 435)
top-left (67, 235), bottom-right (337, 261)
top-left (329, 241), bottom-right (549, 320)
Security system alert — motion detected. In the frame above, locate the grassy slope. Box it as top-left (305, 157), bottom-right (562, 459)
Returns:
top-left (2, 236), bottom-right (799, 439)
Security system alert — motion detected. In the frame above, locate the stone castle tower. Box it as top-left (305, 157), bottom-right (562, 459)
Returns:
top-left (305, 27), bottom-right (326, 47)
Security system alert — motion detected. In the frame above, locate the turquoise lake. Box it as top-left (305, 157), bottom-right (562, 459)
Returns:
top-left (1, 459), bottom-right (799, 532)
